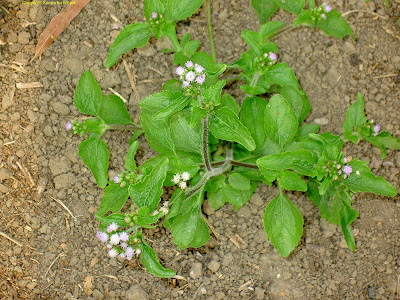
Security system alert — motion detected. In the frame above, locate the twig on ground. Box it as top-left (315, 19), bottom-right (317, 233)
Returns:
top-left (0, 63), bottom-right (27, 74)
top-left (49, 196), bottom-right (79, 221)
top-left (147, 65), bottom-right (163, 76)
top-left (108, 87), bottom-right (128, 103)
top-left (202, 214), bottom-right (220, 239)
top-left (373, 74), bottom-right (398, 79)
top-left (123, 59), bottom-right (140, 103)
top-left (342, 10), bottom-right (388, 19)
top-left (16, 161), bottom-right (35, 188)
top-left (0, 231), bottom-right (23, 247)
top-left (16, 82), bottom-right (43, 89)
top-left (44, 253), bottom-right (66, 277)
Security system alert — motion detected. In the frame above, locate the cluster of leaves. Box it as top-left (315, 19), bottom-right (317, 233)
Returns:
top-left (69, 0), bottom-right (399, 277)
top-left (343, 93), bottom-right (400, 158)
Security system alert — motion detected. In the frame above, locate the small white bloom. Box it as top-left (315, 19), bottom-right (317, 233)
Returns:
top-left (150, 210), bottom-right (159, 216)
top-left (108, 248), bottom-right (118, 258)
top-left (125, 247), bottom-right (134, 258)
top-left (106, 222), bottom-right (118, 233)
top-left (195, 74), bottom-right (206, 85)
top-left (160, 206), bottom-right (169, 215)
top-left (181, 172), bottom-right (191, 181)
top-left (185, 60), bottom-right (194, 68)
top-left (120, 242), bottom-right (128, 249)
top-left (194, 63), bottom-right (204, 73)
top-left (135, 249), bottom-right (142, 255)
top-left (176, 66), bottom-right (185, 76)
top-left (119, 253), bottom-right (126, 259)
top-left (178, 181), bottom-right (187, 189)
top-left (172, 173), bottom-right (181, 184)
top-left (182, 81), bottom-right (190, 88)
top-left (356, 170), bottom-right (360, 175)
top-left (163, 201), bottom-right (169, 207)
top-left (185, 71), bottom-right (196, 82)
top-left (106, 244), bottom-right (113, 249)
top-left (110, 233), bottom-right (120, 245)
top-left (119, 232), bottom-right (129, 242)
top-left (276, 273), bottom-right (281, 278)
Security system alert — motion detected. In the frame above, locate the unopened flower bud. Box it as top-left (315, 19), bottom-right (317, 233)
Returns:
top-left (113, 176), bottom-right (120, 184)
top-left (374, 124), bottom-right (381, 136)
top-left (66, 122), bottom-right (72, 131)
top-left (133, 237), bottom-right (140, 243)
top-left (124, 216), bottom-right (131, 224)
top-left (135, 249), bottom-right (142, 255)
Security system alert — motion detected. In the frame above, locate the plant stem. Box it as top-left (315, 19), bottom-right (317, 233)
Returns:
top-left (106, 124), bottom-right (142, 131)
top-left (266, 25), bottom-right (299, 41)
top-left (206, 0), bottom-right (217, 63)
top-left (231, 161), bottom-right (258, 169)
top-left (202, 115), bottom-right (212, 172)
top-left (249, 70), bottom-right (260, 87)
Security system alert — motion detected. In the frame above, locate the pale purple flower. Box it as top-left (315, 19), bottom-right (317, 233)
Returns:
top-left (113, 176), bottom-right (120, 184)
top-left (96, 231), bottom-right (108, 243)
top-left (110, 233), bottom-right (121, 245)
top-left (176, 66), bottom-right (185, 76)
top-left (66, 122), bottom-right (72, 131)
top-left (181, 172), bottom-right (191, 181)
top-left (194, 64), bottom-right (204, 74)
top-left (324, 4), bottom-right (332, 13)
top-left (185, 71), bottom-right (196, 82)
top-left (185, 60), bottom-right (194, 68)
top-left (269, 52), bottom-right (277, 61)
top-left (374, 124), bottom-right (381, 136)
top-left (119, 253), bottom-right (126, 259)
top-left (151, 12), bottom-right (158, 19)
top-left (182, 81), bottom-right (190, 88)
top-left (119, 232), bottom-right (129, 242)
top-left (343, 156), bottom-right (348, 163)
top-left (338, 170), bottom-right (342, 175)
top-left (106, 222), bottom-right (118, 233)
top-left (195, 74), bottom-right (206, 85)
top-left (125, 247), bottom-right (135, 258)
top-left (135, 249), bottom-right (142, 255)
top-left (120, 242), bottom-right (128, 249)
top-left (321, 13), bottom-right (327, 19)
top-left (108, 248), bottom-right (118, 258)
top-left (343, 165), bottom-right (353, 176)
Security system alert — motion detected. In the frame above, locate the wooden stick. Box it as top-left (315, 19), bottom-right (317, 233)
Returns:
top-left (0, 231), bottom-right (23, 247)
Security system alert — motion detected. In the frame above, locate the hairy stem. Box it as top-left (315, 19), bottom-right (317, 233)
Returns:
top-left (106, 124), bottom-right (142, 131)
top-left (266, 25), bottom-right (299, 41)
top-left (206, 0), bottom-right (217, 63)
top-left (202, 115), bottom-right (212, 172)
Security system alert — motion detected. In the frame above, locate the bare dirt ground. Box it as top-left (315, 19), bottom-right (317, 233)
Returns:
top-left (1, 0), bottom-right (400, 299)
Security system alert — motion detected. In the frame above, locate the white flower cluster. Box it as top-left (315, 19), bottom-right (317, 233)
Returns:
top-left (96, 222), bottom-right (141, 260)
top-left (176, 61), bottom-right (206, 89)
top-left (171, 171), bottom-right (191, 189)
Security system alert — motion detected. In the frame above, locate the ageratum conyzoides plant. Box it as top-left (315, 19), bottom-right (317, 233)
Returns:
top-left (66, 0), bottom-right (400, 277)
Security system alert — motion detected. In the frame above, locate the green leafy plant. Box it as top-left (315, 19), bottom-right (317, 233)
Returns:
top-left (66, 0), bottom-right (398, 277)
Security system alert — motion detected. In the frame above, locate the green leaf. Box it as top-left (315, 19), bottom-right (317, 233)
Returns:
top-left (139, 91), bottom-right (185, 113)
top-left (96, 213), bottom-right (127, 227)
top-left (241, 30), bottom-right (262, 57)
top-left (128, 158), bottom-right (169, 211)
top-left (165, 0), bottom-right (203, 21)
top-left (170, 112), bottom-right (202, 154)
top-left (257, 149), bottom-right (317, 177)
top-left (141, 109), bottom-right (175, 154)
top-left (125, 141), bottom-right (139, 171)
top-left (264, 63), bottom-right (300, 89)
top-left (183, 40), bottom-right (200, 56)
top-left (190, 106), bottom-right (207, 127)
top-left (260, 21), bottom-right (286, 39)
top-left (210, 107), bottom-right (256, 151)
top-left (207, 187), bottom-right (226, 210)
top-left (161, 79), bottom-right (183, 93)
top-left (340, 201), bottom-right (358, 252)
top-left (277, 170), bottom-right (307, 191)
top-left (240, 96), bottom-right (267, 149)
top-left (263, 192), bottom-right (304, 257)
top-left (170, 191), bottom-right (210, 249)
top-left (97, 183), bottom-right (129, 216)
top-left (251, 0), bottom-right (279, 24)
top-left (343, 159), bottom-right (397, 196)
top-left (271, 0), bottom-right (305, 14)
top-left (73, 70), bottom-right (102, 117)
top-left (220, 93), bottom-right (239, 114)
top-left (152, 95), bottom-right (190, 120)
top-left (295, 123), bottom-right (320, 140)
top-left (229, 173), bottom-right (251, 190)
top-left (136, 207), bottom-right (163, 226)
top-left (99, 95), bottom-right (133, 125)
top-left (293, 10), bottom-right (315, 27)
top-left (84, 118), bottom-right (106, 135)
top-left (203, 80), bottom-right (226, 107)
top-left (265, 94), bottom-right (298, 149)
top-left (279, 86), bottom-right (310, 124)
top-left (192, 52), bottom-right (218, 73)
top-left (240, 84), bottom-right (267, 96)
top-left (343, 93), bottom-right (367, 143)
top-left (222, 182), bottom-right (257, 211)
top-left (140, 241), bottom-right (176, 278)
top-left (79, 136), bottom-right (109, 188)
top-left (105, 23), bottom-right (152, 68)
top-left (143, 0), bottom-right (165, 19)
top-left (316, 10), bottom-right (354, 39)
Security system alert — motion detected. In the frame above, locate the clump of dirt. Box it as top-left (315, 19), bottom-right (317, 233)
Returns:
top-left (1, 0), bottom-right (399, 299)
